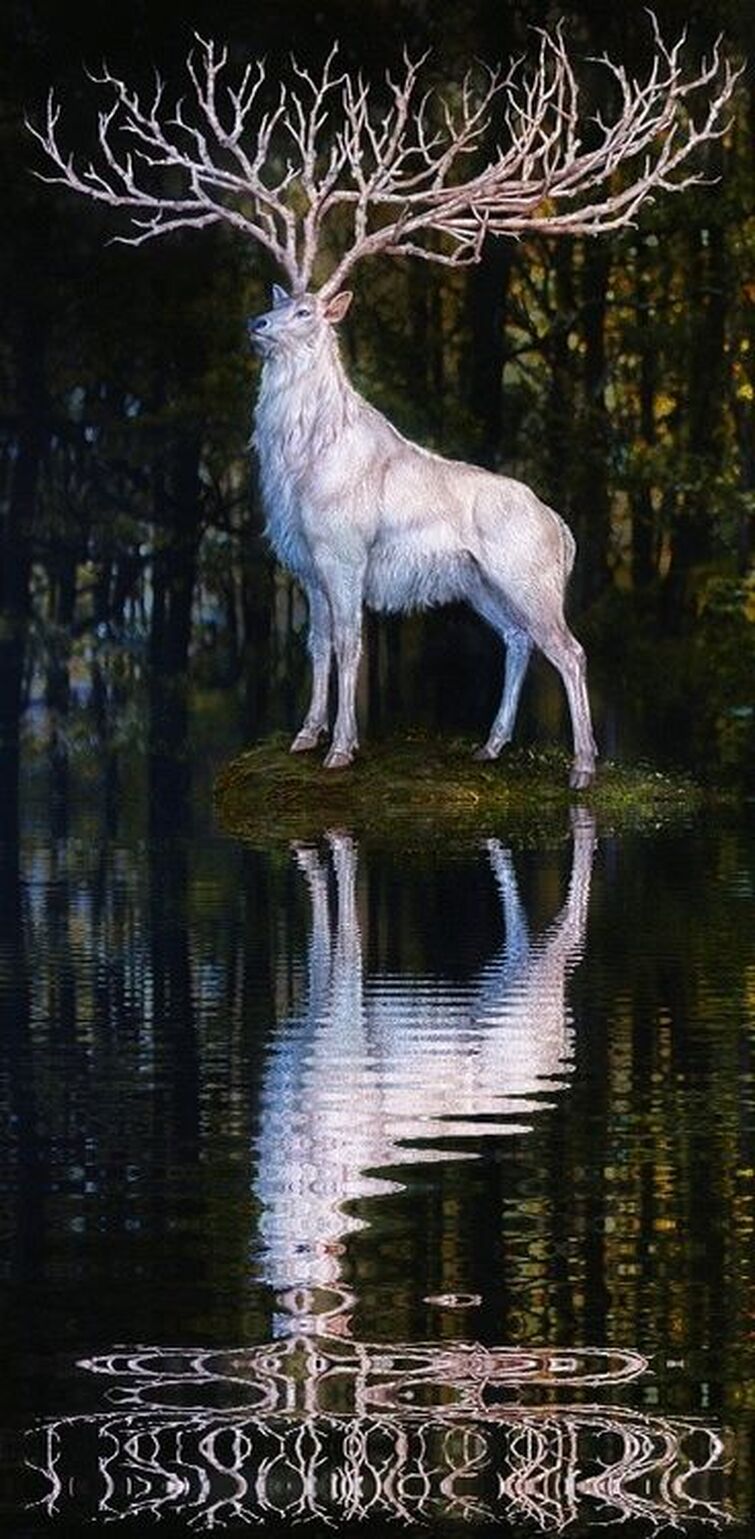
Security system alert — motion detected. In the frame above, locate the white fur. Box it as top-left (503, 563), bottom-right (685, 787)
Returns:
top-left (250, 290), bottom-right (596, 785)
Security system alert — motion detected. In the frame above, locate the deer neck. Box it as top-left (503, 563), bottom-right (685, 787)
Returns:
top-left (254, 331), bottom-right (358, 467)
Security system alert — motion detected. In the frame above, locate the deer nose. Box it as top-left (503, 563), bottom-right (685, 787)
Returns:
top-left (248, 314), bottom-right (269, 333)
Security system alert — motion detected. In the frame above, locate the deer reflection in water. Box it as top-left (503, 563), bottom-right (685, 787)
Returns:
top-left (26, 817), bottom-right (738, 1531)
top-left (256, 810), bottom-right (595, 1326)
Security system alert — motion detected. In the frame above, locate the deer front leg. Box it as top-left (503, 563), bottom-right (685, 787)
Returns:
top-left (318, 561), bottom-right (364, 770)
top-left (291, 583), bottom-right (332, 752)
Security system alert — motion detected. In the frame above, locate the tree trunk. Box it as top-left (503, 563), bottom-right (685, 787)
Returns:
top-left (734, 86), bottom-right (755, 572)
top-left (467, 236), bottom-right (513, 468)
top-left (578, 241), bottom-right (612, 601)
top-left (148, 430), bottom-right (202, 815)
top-left (632, 242), bottom-right (657, 591)
top-left (428, 276), bottom-right (445, 424)
top-left (0, 325), bottom-right (46, 802)
top-left (546, 244), bottom-right (576, 511)
top-left (670, 219), bottom-right (728, 584)
top-left (240, 534), bottom-right (275, 737)
top-left (407, 263), bottom-right (430, 399)
top-left (46, 550), bottom-right (78, 825)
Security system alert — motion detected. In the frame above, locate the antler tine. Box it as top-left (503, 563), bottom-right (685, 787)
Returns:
top-left (28, 15), bottom-right (740, 294)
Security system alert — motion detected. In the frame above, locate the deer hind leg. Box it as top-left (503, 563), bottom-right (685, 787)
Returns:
top-left (534, 619), bottom-right (597, 790)
top-left (291, 582), bottom-right (332, 752)
top-left (469, 582), bottom-right (532, 760)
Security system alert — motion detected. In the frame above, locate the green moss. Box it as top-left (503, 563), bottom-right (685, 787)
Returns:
top-left (214, 731), bottom-right (711, 850)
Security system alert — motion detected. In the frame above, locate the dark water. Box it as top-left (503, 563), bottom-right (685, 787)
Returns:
top-left (1, 763), bottom-right (754, 1536)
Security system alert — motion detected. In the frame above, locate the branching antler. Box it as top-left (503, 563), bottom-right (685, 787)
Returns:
top-left (27, 16), bottom-right (742, 296)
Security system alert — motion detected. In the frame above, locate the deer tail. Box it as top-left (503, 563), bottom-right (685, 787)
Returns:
top-left (543, 503), bottom-right (577, 590)
top-left (561, 519), bottom-right (577, 585)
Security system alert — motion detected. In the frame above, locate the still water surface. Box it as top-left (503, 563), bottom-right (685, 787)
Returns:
top-left (0, 769), bottom-right (754, 1535)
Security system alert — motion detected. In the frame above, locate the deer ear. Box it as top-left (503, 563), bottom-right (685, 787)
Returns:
top-left (271, 283), bottom-right (289, 309)
top-left (323, 290), bottom-right (353, 324)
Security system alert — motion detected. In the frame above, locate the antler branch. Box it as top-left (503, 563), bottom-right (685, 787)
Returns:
top-left (27, 16), bottom-right (742, 296)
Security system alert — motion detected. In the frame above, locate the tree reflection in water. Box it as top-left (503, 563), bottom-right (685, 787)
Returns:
top-left (26, 813), bottom-right (736, 1530)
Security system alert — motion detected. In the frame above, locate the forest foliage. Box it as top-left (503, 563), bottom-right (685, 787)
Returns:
top-left (1, 0), bottom-right (754, 801)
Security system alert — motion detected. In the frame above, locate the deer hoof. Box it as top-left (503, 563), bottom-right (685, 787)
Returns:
top-left (290, 842), bottom-right (323, 875)
top-left (326, 828), bottom-right (354, 849)
top-left (323, 747), bottom-right (354, 770)
top-left (569, 765), bottom-right (595, 791)
top-left (472, 743), bottom-right (500, 762)
top-left (290, 728), bottom-right (325, 753)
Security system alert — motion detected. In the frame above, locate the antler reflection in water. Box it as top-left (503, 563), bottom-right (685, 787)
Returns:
top-left (28, 1338), bottom-right (734, 1530)
top-left (257, 814), bottom-right (596, 1331)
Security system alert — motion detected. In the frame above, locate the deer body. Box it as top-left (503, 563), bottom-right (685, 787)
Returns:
top-left (252, 289), bottom-right (595, 785)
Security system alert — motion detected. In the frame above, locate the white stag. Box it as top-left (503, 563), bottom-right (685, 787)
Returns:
top-left (30, 24), bottom-right (738, 786)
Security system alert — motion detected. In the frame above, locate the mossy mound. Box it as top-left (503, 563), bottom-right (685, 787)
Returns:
top-left (214, 732), bottom-right (707, 849)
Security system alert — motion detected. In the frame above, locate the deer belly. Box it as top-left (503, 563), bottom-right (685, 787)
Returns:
top-left (365, 541), bottom-right (469, 613)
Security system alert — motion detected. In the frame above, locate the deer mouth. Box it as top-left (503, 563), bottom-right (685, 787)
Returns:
top-left (247, 317), bottom-right (275, 355)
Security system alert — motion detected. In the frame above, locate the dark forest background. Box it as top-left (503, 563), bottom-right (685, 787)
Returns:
top-left (1, 0), bottom-right (754, 819)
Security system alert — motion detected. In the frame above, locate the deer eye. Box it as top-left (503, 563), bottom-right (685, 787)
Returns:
top-left (296, 305), bottom-right (312, 317)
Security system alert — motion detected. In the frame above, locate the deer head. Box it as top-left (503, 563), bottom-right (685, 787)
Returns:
top-left (28, 21), bottom-right (741, 301)
top-left (247, 284), bottom-right (353, 358)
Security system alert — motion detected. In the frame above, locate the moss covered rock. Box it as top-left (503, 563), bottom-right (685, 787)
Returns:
top-left (215, 732), bottom-right (707, 849)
